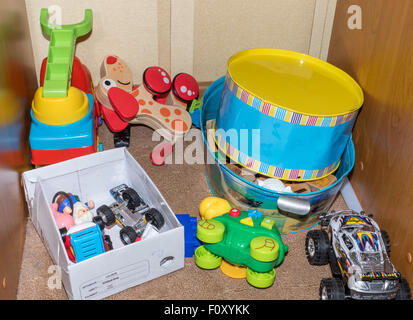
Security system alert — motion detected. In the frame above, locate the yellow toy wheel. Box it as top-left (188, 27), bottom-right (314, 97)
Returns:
top-left (220, 260), bottom-right (247, 279)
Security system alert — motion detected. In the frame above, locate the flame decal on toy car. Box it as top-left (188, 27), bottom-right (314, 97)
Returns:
top-left (341, 215), bottom-right (371, 226)
top-left (352, 231), bottom-right (379, 252)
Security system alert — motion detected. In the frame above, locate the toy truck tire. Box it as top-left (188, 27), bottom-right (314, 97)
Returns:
top-left (92, 215), bottom-right (105, 230)
top-left (145, 208), bottom-right (165, 230)
top-left (59, 227), bottom-right (68, 242)
top-left (96, 204), bottom-right (116, 226)
top-left (319, 278), bottom-right (345, 300)
top-left (305, 230), bottom-right (330, 265)
top-left (104, 235), bottom-right (114, 250)
top-left (395, 277), bottom-right (412, 300)
top-left (329, 248), bottom-right (342, 278)
top-left (122, 187), bottom-right (142, 210)
top-left (120, 226), bottom-right (138, 245)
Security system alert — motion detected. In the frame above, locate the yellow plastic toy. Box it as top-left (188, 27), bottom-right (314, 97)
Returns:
top-left (0, 90), bottom-right (20, 125)
top-left (199, 197), bottom-right (232, 220)
top-left (220, 260), bottom-right (247, 279)
top-left (32, 86), bottom-right (90, 126)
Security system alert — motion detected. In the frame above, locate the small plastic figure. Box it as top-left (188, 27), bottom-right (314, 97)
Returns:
top-left (51, 191), bottom-right (112, 263)
top-left (52, 191), bottom-right (95, 225)
top-left (50, 202), bottom-right (75, 230)
top-left (72, 201), bottom-right (94, 225)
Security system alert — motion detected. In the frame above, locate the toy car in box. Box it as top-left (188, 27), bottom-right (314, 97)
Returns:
top-left (305, 209), bottom-right (411, 300)
top-left (96, 184), bottom-right (165, 245)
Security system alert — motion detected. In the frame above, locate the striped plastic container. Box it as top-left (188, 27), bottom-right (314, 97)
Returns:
top-left (215, 49), bottom-right (363, 182)
top-left (201, 76), bottom-right (356, 234)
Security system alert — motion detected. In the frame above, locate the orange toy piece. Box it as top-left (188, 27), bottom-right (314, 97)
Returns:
top-left (95, 55), bottom-right (193, 165)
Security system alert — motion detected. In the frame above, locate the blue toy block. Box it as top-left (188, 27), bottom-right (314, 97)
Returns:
top-left (29, 93), bottom-right (95, 150)
top-left (176, 214), bottom-right (201, 257)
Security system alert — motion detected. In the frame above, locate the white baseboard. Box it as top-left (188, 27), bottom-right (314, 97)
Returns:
top-left (340, 177), bottom-right (363, 212)
top-left (309, 0), bottom-right (338, 60)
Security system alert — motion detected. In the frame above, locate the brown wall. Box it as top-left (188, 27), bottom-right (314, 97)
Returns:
top-left (328, 0), bottom-right (413, 284)
top-left (0, 0), bottom-right (36, 299)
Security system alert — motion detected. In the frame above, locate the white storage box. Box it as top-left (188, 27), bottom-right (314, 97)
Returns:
top-left (22, 148), bottom-right (184, 300)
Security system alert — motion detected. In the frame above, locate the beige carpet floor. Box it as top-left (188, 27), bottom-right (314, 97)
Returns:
top-left (17, 122), bottom-right (348, 300)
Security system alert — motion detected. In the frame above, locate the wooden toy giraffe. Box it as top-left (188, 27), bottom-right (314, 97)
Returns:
top-left (95, 55), bottom-right (198, 165)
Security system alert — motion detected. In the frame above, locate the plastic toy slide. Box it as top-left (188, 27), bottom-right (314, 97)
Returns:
top-left (29, 8), bottom-right (100, 166)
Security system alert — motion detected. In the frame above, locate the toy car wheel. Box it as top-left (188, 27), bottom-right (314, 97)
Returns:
top-left (329, 248), bottom-right (342, 278)
top-left (319, 278), bottom-right (345, 300)
top-left (395, 277), bottom-right (412, 300)
top-left (246, 268), bottom-right (276, 289)
top-left (59, 227), bottom-right (68, 242)
top-left (120, 226), bottom-right (138, 245)
top-left (92, 215), bottom-right (105, 230)
top-left (194, 245), bottom-right (222, 270)
top-left (122, 187), bottom-right (143, 210)
top-left (145, 208), bottom-right (165, 230)
top-left (305, 230), bottom-right (330, 265)
top-left (104, 235), bottom-right (113, 251)
top-left (380, 229), bottom-right (391, 257)
top-left (97, 205), bottom-right (116, 226)
top-left (196, 219), bottom-right (225, 243)
top-left (250, 236), bottom-right (279, 262)
top-left (114, 126), bottom-right (131, 148)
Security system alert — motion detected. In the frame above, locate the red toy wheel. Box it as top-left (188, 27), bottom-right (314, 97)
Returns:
top-left (143, 66), bottom-right (172, 95)
top-left (172, 73), bottom-right (199, 103)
